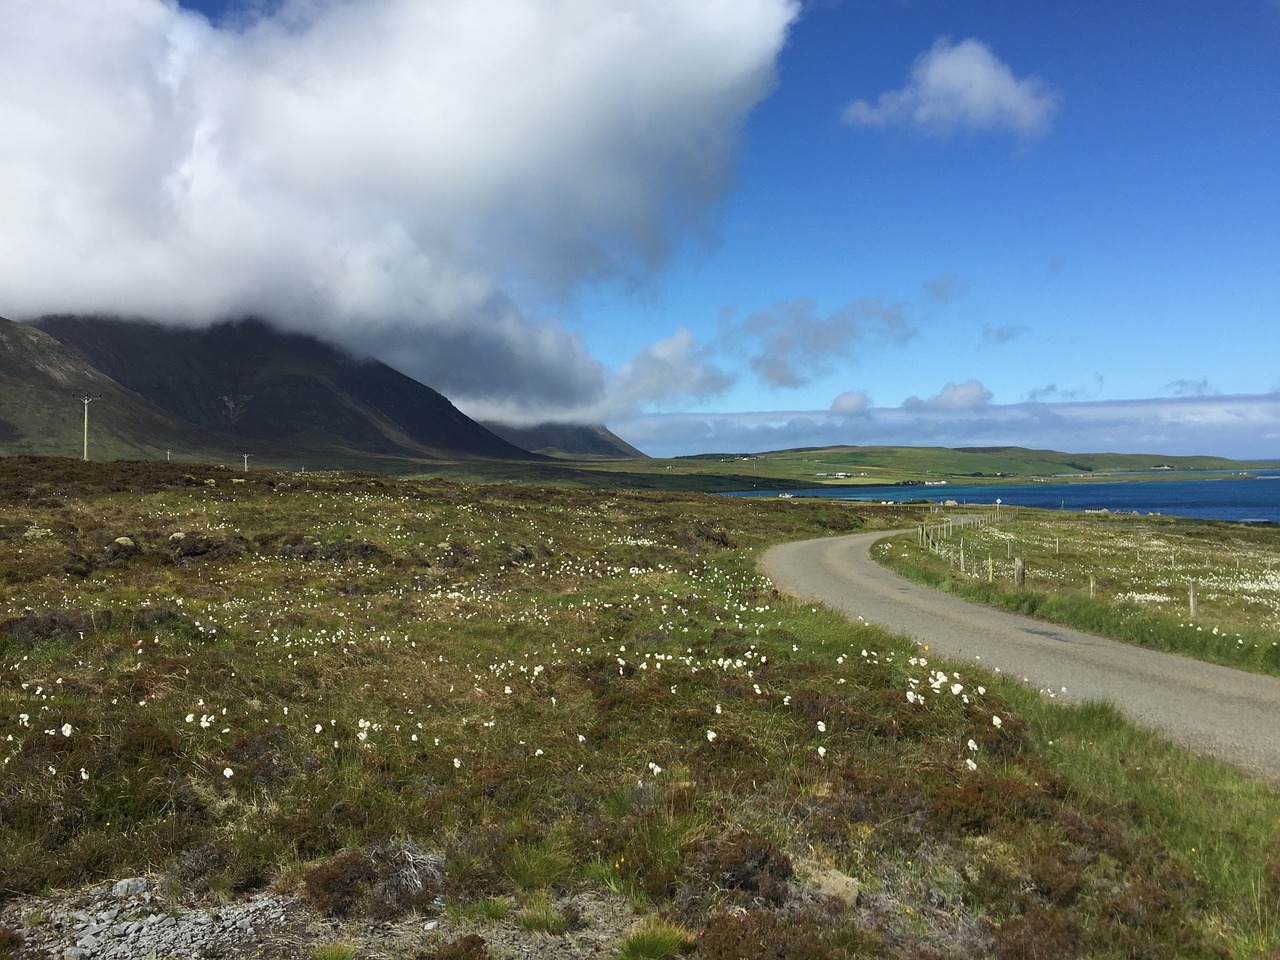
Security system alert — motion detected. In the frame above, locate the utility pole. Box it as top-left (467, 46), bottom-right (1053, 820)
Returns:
top-left (77, 395), bottom-right (100, 460)
top-left (242, 453), bottom-right (251, 472)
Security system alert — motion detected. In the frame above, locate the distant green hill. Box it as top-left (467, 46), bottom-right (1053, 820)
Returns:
top-left (673, 444), bottom-right (1276, 486)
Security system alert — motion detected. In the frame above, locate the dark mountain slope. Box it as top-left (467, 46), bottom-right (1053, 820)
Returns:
top-left (34, 316), bottom-right (533, 461)
top-left (481, 421), bottom-right (647, 459)
top-left (0, 316), bottom-right (237, 462)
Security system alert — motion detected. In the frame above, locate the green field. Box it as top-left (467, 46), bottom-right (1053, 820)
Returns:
top-left (2, 458), bottom-right (1279, 957)
top-left (875, 507), bottom-right (1280, 677)
top-left (412, 445), bottom-right (1279, 494)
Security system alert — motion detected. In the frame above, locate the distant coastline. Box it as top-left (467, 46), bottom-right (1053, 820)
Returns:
top-left (727, 471), bottom-right (1280, 524)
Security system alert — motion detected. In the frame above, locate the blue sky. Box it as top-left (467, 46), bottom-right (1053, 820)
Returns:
top-left (2, 1), bottom-right (1277, 457)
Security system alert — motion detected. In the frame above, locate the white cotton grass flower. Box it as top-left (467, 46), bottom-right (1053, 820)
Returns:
top-left (60, 723), bottom-right (73, 737)
top-left (816, 721), bottom-right (827, 733)
top-left (965, 758), bottom-right (978, 771)
top-left (992, 715), bottom-right (1003, 728)
top-left (706, 730), bottom-right (717, 742)
top-left (967, 739), bottom-right (979, 752)
top-left (222, 767), bottom-right (234, 778)
top-left (453, 757), bottom-right (462, 768)
top-left (817, 746), bottom-right (826, 758)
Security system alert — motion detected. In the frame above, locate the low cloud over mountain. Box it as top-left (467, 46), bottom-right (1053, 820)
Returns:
top-left (0, 0), bottom-right (797, 422)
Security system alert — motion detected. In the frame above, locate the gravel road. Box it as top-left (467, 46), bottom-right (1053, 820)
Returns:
top-left (763, 530), bottom-right (1280, 783)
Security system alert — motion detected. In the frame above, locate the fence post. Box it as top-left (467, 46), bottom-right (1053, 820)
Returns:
top-left (1014, 557), bottom-right (1025, 587)
top-left (988, 555), bottom-right (994, 583)
top-left (1089, 574), bottom-right (1095, 598)
top-left (1189, 580), bottom-right (1197, 618)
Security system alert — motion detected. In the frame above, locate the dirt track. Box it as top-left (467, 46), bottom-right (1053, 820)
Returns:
top-left (763, 530), bottom-right (1280, 783)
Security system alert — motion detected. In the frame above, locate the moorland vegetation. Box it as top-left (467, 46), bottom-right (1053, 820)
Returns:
top-left (1, 457), bottom-right (1278, 958)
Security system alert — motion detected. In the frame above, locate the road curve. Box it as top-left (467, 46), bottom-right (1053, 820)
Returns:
top-left (763, 530), bottom-right (1280, 783)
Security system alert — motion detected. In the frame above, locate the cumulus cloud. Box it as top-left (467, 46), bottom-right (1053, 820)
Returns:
top-left (606, 328), bottom-right (734, 413)
top-left (733, 296), bottom-right (915, 388)
top-left (1027, 376), bottom-right (1103, 403)
top-left (843, 37), bottom-right (1058, 136)
top-left (923, 273), bottom-right (965, 302)
top-left (982, 323), bottom-right (1027, 344)
top-left (831, 390), bottom-right (872, 416)
top-left (0, 0), bottom-right (798, 418)
top-left (1163, 378), bottom-right (1219, 397)
top-left (903, 378), bottom-right (993, 411)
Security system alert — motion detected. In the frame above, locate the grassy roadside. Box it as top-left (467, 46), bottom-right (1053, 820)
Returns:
top-left (2, 459), bottom-right (1278, 957)
top-left (872, 508), bottom-right (1280, 677)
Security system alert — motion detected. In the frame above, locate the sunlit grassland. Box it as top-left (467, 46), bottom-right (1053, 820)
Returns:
top-left (875, 508), bottom-right (1280, 676)
top-left (1, 461), bottom-right (1278, 957)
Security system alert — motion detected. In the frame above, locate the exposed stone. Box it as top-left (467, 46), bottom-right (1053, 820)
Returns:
top-left (797, 858), bottom-right (862, 907)
top-left (112, 877), bottom-right (149, 898)
top-left (4, 879), bottom-right (638, 960)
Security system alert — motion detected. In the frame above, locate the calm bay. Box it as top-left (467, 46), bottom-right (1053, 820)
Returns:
top-left (731, 471), bottom-right (1280, 524)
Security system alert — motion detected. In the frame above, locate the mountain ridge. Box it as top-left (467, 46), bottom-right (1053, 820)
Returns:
top-left (29, 315), bottom-right (535, 464)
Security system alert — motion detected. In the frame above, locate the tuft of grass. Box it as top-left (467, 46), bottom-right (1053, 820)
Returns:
top-left (308, 942), bottom-right (358, 960)
top-left (613, 914), bottom-right (696, 959)
top-left (515, 891), bottom-right (568, 934)
top-left (505, 831), bottom-right (576, 893)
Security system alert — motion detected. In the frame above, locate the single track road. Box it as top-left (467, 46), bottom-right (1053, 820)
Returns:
top-left (763, 530), bottom-right (1280, 782)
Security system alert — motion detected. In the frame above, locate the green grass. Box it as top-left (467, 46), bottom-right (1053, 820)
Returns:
top-left (2, 458), bottom-right (1279, 957)
top-left (516, 891), bottom-right (570, 934)
top-left (308, 943), bottom-right (358, 960)
top-left (614, 915), bottom-right (696, 959)
top-left (875, 507), bottom-right (1280, 675)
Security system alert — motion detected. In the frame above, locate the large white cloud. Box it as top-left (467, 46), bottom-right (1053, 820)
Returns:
top-left (0, 0), bottom-right (798, 416)
top-left (843, 37), bottom-right (1058, 136)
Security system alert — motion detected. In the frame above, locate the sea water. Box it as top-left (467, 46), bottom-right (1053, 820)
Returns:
top-left (730, 472), bottom-right (1280, 524)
